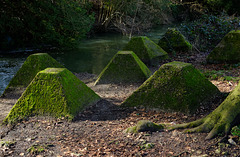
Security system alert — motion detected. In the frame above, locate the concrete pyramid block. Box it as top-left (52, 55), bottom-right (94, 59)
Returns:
top-left (95, 51), bottom-right (151, 85)
top-left (3, 68), bottom-right (101, 124)
top-left (207, 30), bottom-right (240, 63)
top-left (122, 61), bottom-right (220, 114)
top-left (123, 36), bottom-right (169, 64)
top-left (2, 53), bottom-right (64, 96)
top-left (158, 28), bottom-right (192, 54)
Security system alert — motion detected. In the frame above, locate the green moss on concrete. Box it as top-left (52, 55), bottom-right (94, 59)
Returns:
top-left (123, 36), bottom-right (169, 64)
top-left (94, 51), bottom-right (151, 85)
top-left (2, 53), bottom-right (64, 96)
top-left (158, 28), bottom-right (192, 54)
top-left (207, 30), bottom-right (240, 63)
top-left (3, 68), bottom-right (100, 124)
top-left (124, 120), bottom-right (164, 133)
top-left (122, 61), bottom-right (220, 114)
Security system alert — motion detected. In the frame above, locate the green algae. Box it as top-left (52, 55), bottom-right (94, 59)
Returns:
top-left (123, 36), bottom-right (169, 64)
top-left (94, 51), bottom-right (151, 85)
top-left (158, 28), bottom-right (192, 54)
top-left (122, 61), bottom-right (220, 114)
top-left (207, 30), bottom-right (240, 63)
top-left (2, 53), bottom-right (64, 96)
top-left (3, 68), bottom-right (100, 124)
top-left (124, 120), bottom-right (164, 133)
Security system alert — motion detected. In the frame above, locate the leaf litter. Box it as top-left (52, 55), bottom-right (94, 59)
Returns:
top-left (0, 52), bottom-right (240, 156)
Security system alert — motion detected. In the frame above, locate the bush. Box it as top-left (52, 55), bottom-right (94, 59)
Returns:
top-left (198, 0), bottom-right (240, 15)
top-left (178, 14), bottom-right (240, 52)
top-left (91, 0), bottom-right (173, 35)
top-left (0, 0), bottom-right (95, 50)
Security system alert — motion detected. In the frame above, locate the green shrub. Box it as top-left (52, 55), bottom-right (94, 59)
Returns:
top-left (92, 0), bottom-right (172, 34)
top-left (179, 14), bottom-right (240, 52)
top-left (198, 0), bottom-right (240, 15)
top-left (202, 70), bottom-right (240, 82)
top-left (0, 0), bottom-right (95, 50)
top-left (231, 125), bottom-right (240, 137)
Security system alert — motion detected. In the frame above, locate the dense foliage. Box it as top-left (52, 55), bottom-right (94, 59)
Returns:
top-left (179, 14), bottom-right (240, 52)
top-left (198, 0), bottom-right (240, 15)
top-left (0, 0), bottom-right (94, 50)
top-left (92, 0), bottom-right (173, 35)
top-left (1, 0), bottom-right (239, 50)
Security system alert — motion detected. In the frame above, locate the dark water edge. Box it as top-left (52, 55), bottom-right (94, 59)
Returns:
top-left (0, 25), bottom-right (170, 95)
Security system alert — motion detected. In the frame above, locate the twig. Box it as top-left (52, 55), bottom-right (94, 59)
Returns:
top-left (129, 0), bottom-right (140, 38)
top-left (206, 134), bottom-right (228, 149)
top-left (192, 44), bottom-right (201, 53)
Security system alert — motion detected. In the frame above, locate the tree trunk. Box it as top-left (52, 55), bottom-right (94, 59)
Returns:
top-left (170, 82), bottom-right (240, 140)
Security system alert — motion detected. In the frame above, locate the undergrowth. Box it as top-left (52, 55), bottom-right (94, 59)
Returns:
top-left (231, 126), bottom-right (240, 137)
top-left (202, 70), bottom-right (240, 82)
top-left (179, 13), bottom-right (240, 52)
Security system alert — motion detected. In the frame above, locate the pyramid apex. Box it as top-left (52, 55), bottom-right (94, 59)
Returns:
top-left (123, 36), bottom-right (169, 65)
top-left (95, 51), bottom-right (151, 85)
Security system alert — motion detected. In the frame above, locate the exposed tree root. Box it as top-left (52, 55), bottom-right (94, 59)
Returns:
top-left (169, 83), bottom-right (240, 140)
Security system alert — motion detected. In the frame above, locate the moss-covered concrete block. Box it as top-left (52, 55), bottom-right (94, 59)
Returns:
top-left (2, 53), bottom-right (64, 96)
top-left (124, 120), bottom-right (164, 133)
top-left (158, 28), bottom-right (192, 54)
top-left (123, 36), bottom-right (169, 64)
top-left (94, 51), bottom-right (151, 85)
top-left (207, 30), bottom-right (240, 63)
top-left (3, 68), bottom-right (100, 124)
top-left (122, 61), bottom-right (220, 114)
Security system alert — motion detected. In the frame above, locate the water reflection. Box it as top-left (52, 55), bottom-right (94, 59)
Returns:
top-left (0, 57), bottom-right (25, 94)
top-left (51, 33), bottom-right (129, 74)
top-left (0, 25), bottom-right (169, 95)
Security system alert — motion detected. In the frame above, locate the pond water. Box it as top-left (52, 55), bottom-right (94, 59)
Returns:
top-left (0, 25), bottom-right (169, 95)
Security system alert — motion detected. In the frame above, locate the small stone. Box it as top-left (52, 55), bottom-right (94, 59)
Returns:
top-left (215, 148), bottom-right (221, 154)
top-left (19, 153), bottom-right (24, 156)
top-left (25, 138), bottom-right (31, 142)
top-left (228, 138), bottom-right (237, 145)
top-left (196, 150), bottom-right (202, 154)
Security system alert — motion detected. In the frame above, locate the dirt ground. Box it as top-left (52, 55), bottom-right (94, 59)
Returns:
top-left (0, 52), bottom-right (240, 157)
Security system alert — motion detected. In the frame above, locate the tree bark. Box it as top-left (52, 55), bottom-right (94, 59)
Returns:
top-left (169, 83), bottom-right (240, 140)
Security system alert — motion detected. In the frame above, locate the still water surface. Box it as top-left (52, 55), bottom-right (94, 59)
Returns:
top-left (0, 25), bottom-right (169, 95)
